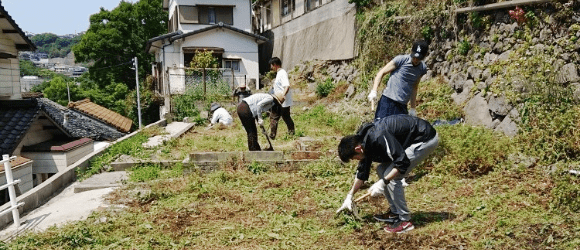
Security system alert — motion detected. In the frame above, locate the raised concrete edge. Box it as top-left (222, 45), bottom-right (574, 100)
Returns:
top-left (110, 160), bottom-right (184, 171)
top-left (170, 122), bottom-right (194, 138)
top-left (0, 119), bottom-right (167, 230)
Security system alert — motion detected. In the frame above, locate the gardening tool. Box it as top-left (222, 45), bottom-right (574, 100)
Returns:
top-left (355, 192), bottom-right (372, 203)
top-left (335, 192), bottom-right (372, 220)
top-left (256, 118), bottom-right (274, 151)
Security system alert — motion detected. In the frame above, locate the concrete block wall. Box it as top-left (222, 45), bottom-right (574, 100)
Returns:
top-left (0, 119), bottom-right (167, 230)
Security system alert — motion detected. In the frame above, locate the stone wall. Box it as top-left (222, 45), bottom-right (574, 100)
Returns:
top-left (422, 5), bottom-right (580, 136)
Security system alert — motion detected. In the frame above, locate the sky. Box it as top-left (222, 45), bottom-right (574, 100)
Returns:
top-left (2, 0), bottom-right (133, 35)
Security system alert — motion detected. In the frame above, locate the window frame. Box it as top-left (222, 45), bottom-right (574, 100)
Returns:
top-left (224, 59), bottom-right (241, 72)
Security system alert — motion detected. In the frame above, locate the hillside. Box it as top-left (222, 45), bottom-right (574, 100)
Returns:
top-left (2, 0), bottom-right (580, 249)
top-left (28, 33), bottom-right (82, 59)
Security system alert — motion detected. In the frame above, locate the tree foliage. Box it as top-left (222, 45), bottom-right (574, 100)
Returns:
top-left (189, 50), bottom-right (219, 69)
top-left (19, 60), bottom-right (40, 76)
top-left (72, 0), bottom-right (167, 89)
top-left (43, 76), bottom-right (81, 106)
top-left (29, 33), bottom-right (82, 58)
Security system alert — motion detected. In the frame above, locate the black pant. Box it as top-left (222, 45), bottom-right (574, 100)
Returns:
top-left (269, 105), bottom-right (295, 139)
top-left (237, 101), bottom-right (261, 151)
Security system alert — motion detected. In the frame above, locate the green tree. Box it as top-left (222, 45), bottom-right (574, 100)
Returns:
top-left (43, 76), bottom-right (81, 106)
top-left (72, 0), bottom-right (167, 89)
top-left (19, 60), bottom-right (40, 76)
top-left (189, 50), bottom-right (219, 69)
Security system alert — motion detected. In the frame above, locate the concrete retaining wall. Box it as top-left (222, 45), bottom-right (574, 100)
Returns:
top-left (259, 0), bottom-right (357, 72)
top-left (0, 119), bottom-right (167, 229)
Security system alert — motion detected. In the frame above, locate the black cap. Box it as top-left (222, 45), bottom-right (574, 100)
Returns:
top-left (411, 40), bottom-right (429, 60)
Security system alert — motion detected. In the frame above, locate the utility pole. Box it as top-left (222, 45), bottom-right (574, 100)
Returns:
top-left (133, 57), bottom-right (142, 129)
top-left (66, 80), bottom-right (71, 103)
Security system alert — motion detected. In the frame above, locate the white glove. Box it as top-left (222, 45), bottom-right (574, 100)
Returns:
top-left (257, 118), bottom-right (264, 126)
top-left (368, 179), bottom-right (386, 197)
top-left (367, 90), bottom-right (377, 103)
top-left (336, 194), bottom-right (353, 214)
top-left (409, 108), bottom-right (416, 116)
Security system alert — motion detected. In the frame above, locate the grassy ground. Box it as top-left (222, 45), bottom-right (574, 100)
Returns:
top-left (2, 77), bottom-right (579, 249)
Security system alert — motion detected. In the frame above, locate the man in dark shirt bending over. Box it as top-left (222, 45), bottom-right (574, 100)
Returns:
top-left (336, 114), bottom-right (439, 233)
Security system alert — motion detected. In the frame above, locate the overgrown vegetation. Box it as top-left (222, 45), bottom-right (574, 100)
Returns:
top-left (4, 0), bottom-right (580, 249)
top-left (315, 78), bottom-right (335, 97)
top-left (76, 133), bottom-right (149, 180)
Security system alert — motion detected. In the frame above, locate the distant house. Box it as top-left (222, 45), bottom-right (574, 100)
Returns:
top-left (67, 98), bottom-right (133, 133)
top-left (146, 0), bottom-right (268, 118)
top-left (53, 64), bottom-right (70, 74)
top-left (0, 4), bottom-right (36, 100)
top-left (0, 98), bottom-right (130, 196)
top-left (252, 0), bottom-right (357, 72)
top-left (21, 76), bottom-right (44, 92)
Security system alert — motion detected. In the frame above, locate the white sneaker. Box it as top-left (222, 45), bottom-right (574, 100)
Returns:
top-left (401, 178), bottom-right (409, 187)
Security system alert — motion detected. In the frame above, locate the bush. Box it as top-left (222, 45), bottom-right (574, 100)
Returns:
top-left (457, 40), bottom-right (471, 55)
top-left (430, 125), bottom-right (513, 178)
top-left (316, 78), bottom-right (335, 97)
top-left (172, 88), bottom-right (201, 122)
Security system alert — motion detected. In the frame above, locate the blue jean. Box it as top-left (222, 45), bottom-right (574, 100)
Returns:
top-left (374, 95), bottom-right (408, 122)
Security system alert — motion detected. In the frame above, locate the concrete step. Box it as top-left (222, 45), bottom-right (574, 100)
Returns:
top-left (73, 171), bottom-right (128, 193)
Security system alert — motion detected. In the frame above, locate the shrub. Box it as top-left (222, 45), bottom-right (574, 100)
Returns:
top-left (316, 78), bottom-right (335, 97)
top-left (470, 12), bottom-right (485, 29)
top-left (457, 40), bottom-right (471, 55)
top-left (430, 125), bottom-right (513, 178)
top-left (172, 88), bottom-right (201, 122)
top-left (552, 170), bottom-right (580, 212)
top-left (421, 26), bottom-right (434, 42)
top-left (509, 6), bottom-right (527, 25)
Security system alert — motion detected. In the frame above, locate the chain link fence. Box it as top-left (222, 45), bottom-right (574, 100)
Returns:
top-left (168, 68), bottom-right (247, 98)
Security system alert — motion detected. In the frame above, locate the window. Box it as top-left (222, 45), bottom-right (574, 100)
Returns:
top-left (208, 7), bottom-right (216, 24)
top-left (224, 59), bottom-right (241, 72)
top-left (281, 0), bottom-right (295, 16)
top-left (179, 6), bottom-right (199, 24)
top-left (305, 0), bottom-right (319, 12)
top-left (198, 6), bottom-right (233, 25)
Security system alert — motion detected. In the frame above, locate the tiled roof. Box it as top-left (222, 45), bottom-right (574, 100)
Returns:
top-left (0, 99), bottom-right (41, 156)
top-left (0, 156), bottom-right (33, 172)
top-left (68, 99), bottom-right (133, 133)
top-left (21, 138), bottom-right (93, 152)
top-left (21, 92), bottom-right (44, 99)
top-left (38, 98), bottom-right (126, 141)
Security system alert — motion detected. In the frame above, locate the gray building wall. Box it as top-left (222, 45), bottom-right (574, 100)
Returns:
top-left (258, 0), bottom-right (357, 72)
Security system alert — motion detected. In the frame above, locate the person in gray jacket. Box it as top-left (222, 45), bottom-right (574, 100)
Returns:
top-left (237, 92), bottom-right (284, 151)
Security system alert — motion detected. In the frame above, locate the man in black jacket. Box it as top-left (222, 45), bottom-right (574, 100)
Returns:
top-left (336, 114), bottom-right (439, 234)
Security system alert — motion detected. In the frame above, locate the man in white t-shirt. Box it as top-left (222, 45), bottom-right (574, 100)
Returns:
top-left (268, 57), bottom-right (295, 139)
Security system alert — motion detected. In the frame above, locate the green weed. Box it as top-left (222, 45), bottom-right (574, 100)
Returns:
top-left (316, 78), bottom-right (335, 97)
top-left (77, 133), bottom-right (150, 180)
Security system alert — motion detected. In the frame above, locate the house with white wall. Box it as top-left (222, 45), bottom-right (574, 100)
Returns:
top-left (252, 0), bottom-right (357, 72)
top-left (0, 4), bottom-right (36, 100)
top-left (146, 0), bottom-right (267, 117)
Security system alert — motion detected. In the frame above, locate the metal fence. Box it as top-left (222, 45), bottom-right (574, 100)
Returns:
top-left (0, 155), bottom-right (24, 227)
top-left (168, 68), bottom-right (247, 97)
